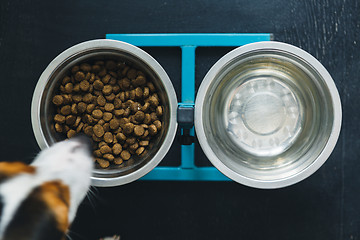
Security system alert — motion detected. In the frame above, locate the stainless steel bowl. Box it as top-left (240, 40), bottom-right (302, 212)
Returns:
top-left (31, 39), bottom-right (178, 187)
top-left (195, 41), bottom-right (342, 189)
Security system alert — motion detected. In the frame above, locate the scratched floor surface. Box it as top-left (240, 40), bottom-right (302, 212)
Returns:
top-left (0, 0), bottom-right (359, 239)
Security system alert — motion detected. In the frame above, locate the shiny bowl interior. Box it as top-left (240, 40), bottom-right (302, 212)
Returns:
top-left (195, 41), bottom-right (341, 188)
top-left (32, 40), bottom-right (178, 187)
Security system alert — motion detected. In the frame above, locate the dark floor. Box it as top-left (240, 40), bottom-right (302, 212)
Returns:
top-left (0, 0), bottom-right (359, 239)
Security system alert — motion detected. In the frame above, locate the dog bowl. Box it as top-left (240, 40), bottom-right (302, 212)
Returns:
top-left (31, 39), bottom-right (178, 187)
top-left (195, 41), bottom-right (341, 189)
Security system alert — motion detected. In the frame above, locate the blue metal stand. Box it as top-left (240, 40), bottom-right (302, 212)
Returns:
top-left (106, 33), bottom-right (272, 181)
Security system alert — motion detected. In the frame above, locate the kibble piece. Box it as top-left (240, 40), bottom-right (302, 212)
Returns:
top-left (121, 65), bottom-right (130, 76)
top-left (62, 95), bottom-right (72, 104)
top-left (123, 123), bottom-right (134, 135)
top-left (80, 63), bottom-right (91, 72)
top-left (156, 106), bottom-right (163, 116)
top-left (114, 109), bottom-right (125, 117)
top-left (76, 122), bottom-right (84, 133)
top-left (141, 102), bottom-right (150, 112)
top-left (93, 149), bottom-right (102, 158)
top-left (93, 124), bottom-right (105, 138)
top-left (109, 119), bottom-right (120, 130)
top-left (120, 150), bottom-right (131, 161)
top-left (100, 144), bottom-right (112, 154)
top-left (77, 102), bottom-right (87, 113)
top-left (141, 130), bottom-right (149, 139)
top-left (60, 105), bottom-right (71, 115)
top-left (139, 140), bottom-right (149, 146)
top-left (147, 82), bottom-right (156, 92)
top-left (72, 94), bottom-right (82, 103)
top-left (103, 112), bottom-right (113, 122)
top-left (71, 104), bottom-right (78, 115)
top-left (85, 103), bottom-right (94, 113)
top-left (150, 112), bottom-right (158, 122)
top-left (80, 80), bottom-right (90, 92)
top-left (93, 80), bottom-right (104, 90)
top-left (74, 116), bottom-right (81, 127)
top-left (124, 108), bottom-right (131, 118)
top-left (98, 68), bottom-right (107, 77)
top-left (67, 129), bottom-right (76, 138)
top-left (55, 123), bottom-right (63, 133)
top-left (114, 158), bottom-right (123, 165)
top-left (133, 75), bottom-right (147, 86)
top-left (149, 95), bottom-right (159, 107)
top-left (92, 133), bottom-right (103, 142)
top-left (129, 142), bottom-right (139, 152)
top-left (84, 126), bottom-right (93, 136)
top-left (143, 87), bottom-right (150, 98)
top-left (103, 154), bottom-right (114, 161)
top-left (62, 76), bottom-right (71, 85)
top-left (149, 124), bottom-right (158, 136)
top-left (92, 109), bottom-right (103, 119)
top-left (64, 83), bottom-right (73, 94)
top-left (98, 119), bottom-right (105, 125)
top-left (84, 114), bottom-right (96, 125)
top-left (103, 122), bottom-right (110, 132)
top-left (129, 115), bottom-right (140, 125)
top-left (134, 87), bottom-right (143, 99)
top-left (112, 143), bottom-right (122, 155)
top-left (144, 114), bottom-right (151, 124)
top-left (119, 118), bottom-right (130, 128)
top-left (112, 85), bottom-right (120, 94)
top-left (116, 132), bottom-right (127, 142)
top-left (82, 93), bottom-right (94, 103)
top-left (65, 115), bottom-right (76, 125)
top-left (52, 95), bottom-right (64, 106)
top-left (98, 141), bottom-right (107, 148)
top-left (85, 72), bottom-right (91, 81)
top-left (136, 147), bottom-right (145, 156)
top-left (134, 125), bottom-right (145, 137)
top-left (119, 78), bottom-right (131, 89)
top-left (105, 93), bottom-right (115, 102)
top-left (129, 89), bottom-right (136, 100)
top-left (102, 85), bottom-right (112, 95)
top-left (96, 158), bottom-right (109, 168)
top-left (104, 103), bottom-right (114, 112)
top-left (127, 68), bottom-right (137, 79)
top-left (114, 98), bottom-right (122, 109)
top-left (153, 120), bottom-right (162, 130)
top-left (130, 102), bottom-right (141, 113)
top-left (97, 95), bottom-right (106, 106)
top-left (74, 71), bottom-right (85, 82)
top-left (73, 84), bottom-right (80, 92)
top-left (126, 137), bottom-right (136, 145)
top-left (102, 74), bottom-right (111, 84)
top-left (134, 111), bottom-right (145, 122)
top-left (104, 132), bottom-right (114, 143)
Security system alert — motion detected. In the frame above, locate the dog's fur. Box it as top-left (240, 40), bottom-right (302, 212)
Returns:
top-left (0, 136), bottom-right (93, 240)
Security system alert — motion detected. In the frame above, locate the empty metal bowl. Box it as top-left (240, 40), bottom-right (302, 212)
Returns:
top-left (195, 41), bottom-right (342, 189)
top-left (31, 39), bottom-right (178, 187)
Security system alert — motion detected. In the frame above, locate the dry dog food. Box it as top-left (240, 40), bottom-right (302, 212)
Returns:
top-left (52, 60), bottom-right (164, 168)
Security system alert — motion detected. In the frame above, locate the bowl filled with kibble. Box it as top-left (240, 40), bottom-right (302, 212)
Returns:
top-left (31, 39), bottom-right (178, 186)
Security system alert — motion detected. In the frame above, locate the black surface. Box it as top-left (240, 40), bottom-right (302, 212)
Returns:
top-left (0, 0), bottom-right (359, 239)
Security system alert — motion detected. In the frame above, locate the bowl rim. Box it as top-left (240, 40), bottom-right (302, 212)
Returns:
top-left (194, 41), bottom-right (342, 189)
top-left (31, 39), bottom-right (178, 187)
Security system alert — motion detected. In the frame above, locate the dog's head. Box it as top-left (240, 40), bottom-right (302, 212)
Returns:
top-left (0, 136), bottom-right (94, 240)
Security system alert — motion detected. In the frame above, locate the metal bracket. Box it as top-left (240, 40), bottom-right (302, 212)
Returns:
top-left (106, 33), bottom-right (272, 181)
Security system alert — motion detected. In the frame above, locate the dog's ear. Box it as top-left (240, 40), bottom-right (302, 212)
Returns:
top-left (0, 162), bottom-right (36, 183)
top-left (2, 181), bottom-right (70, 240)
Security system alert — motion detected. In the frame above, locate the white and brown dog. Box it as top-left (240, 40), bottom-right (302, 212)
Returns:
top-left (0, 135), bottom-right (94, 240)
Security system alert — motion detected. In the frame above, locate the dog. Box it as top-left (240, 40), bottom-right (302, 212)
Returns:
top-left (0, 135), bottom-right (94, 240)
